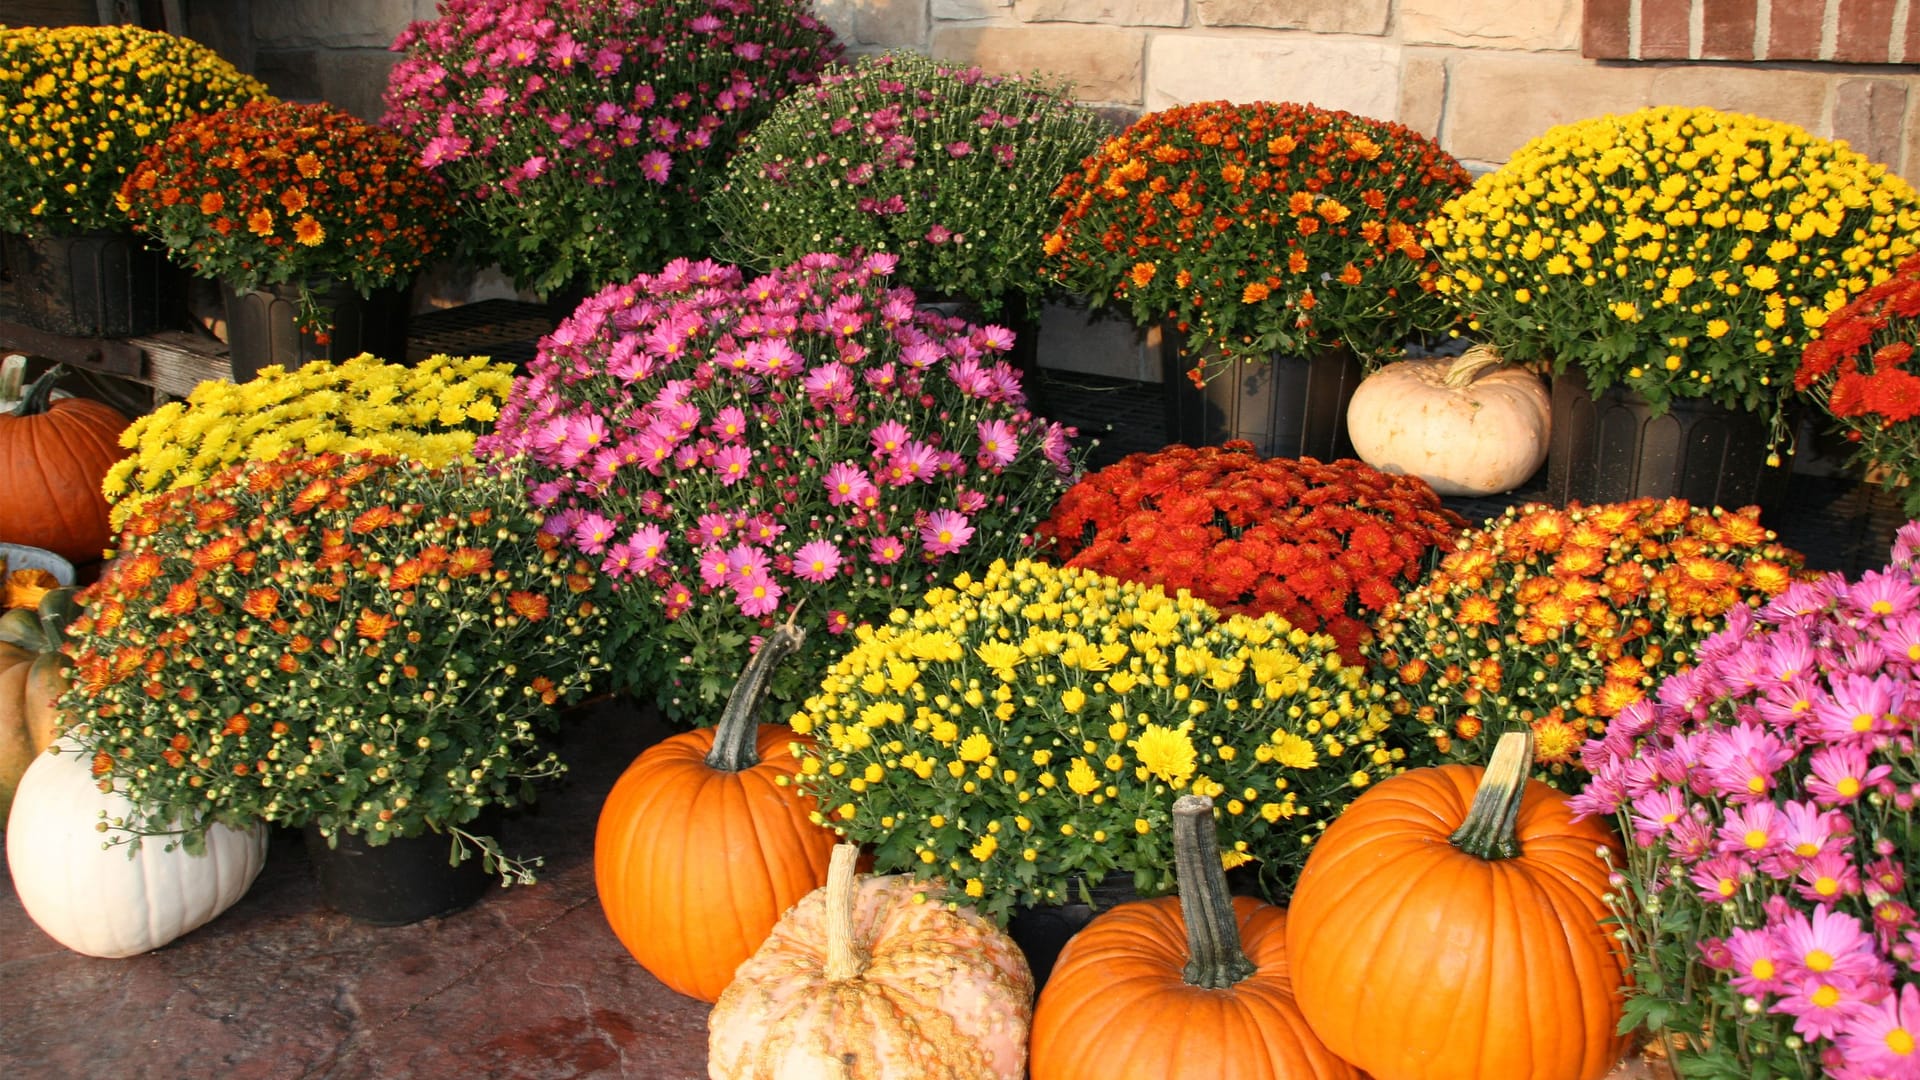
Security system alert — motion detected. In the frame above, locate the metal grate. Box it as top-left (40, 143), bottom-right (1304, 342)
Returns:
top-left (406, 298), bottom-right (553, 369)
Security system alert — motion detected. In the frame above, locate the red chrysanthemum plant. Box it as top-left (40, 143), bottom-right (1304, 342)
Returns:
top-left (1034, 441), bottom-right (1464, 662)
top-left (1796, 251), bottom-right (1920, 516)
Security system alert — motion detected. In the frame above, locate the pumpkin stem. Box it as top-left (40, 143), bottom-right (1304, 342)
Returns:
top-left (704, 622), bottom-right (806, 772)
top-left (821, 842), bottom-right (868, 982)
top-left (0, 354), bottom-right (25, 405)
top-left (1448, 729), bottom-right (1535, 861)
top-left (1173, 794), bottom-right (1258, 989)
top-left (16, 363), bottom-right (65, 417)
top-left (1441, 344), bottom-right (1506, 388)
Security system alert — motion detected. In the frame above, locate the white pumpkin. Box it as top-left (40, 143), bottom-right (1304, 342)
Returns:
top-left (1346, 344), bottom-right (1552, 496)
top-left (6, 737), bottom-right (269, 958)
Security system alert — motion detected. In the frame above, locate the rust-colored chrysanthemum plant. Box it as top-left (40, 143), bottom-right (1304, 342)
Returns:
top-left (1796, 251), bottom-right (1920, 516)
top-left (1043, 101), bottom-right (1471, 380)
top-left (1034, 442), bottom-right (1463, 663)
top-left (1368, 499), bottom-right (1806, 782)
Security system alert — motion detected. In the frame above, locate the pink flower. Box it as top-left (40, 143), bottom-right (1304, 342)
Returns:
top-left (696, 512), bottom-right (733, 545)
top-left (826, 609), bottom-right (851, 635)
top-left (733, 570), bottom-right (783, 617)
top-left (976, 419), bottom-right (1019, 467)
top-left (792, 539), bottom-right (843, 583)
top-left (945, 140), bottom-right (972, 157)
top-left (1726, 925), bottom-right (1789, 998)
top-left (1689, 854), bottom-right (1749, 904)
top-left (868, 535), bottom-right (904, 564)
top-left (1848, 569), bottom-right (1920, 621)
top-left (573, 512), bottom-right (619, 554)
top-left (1796, 850), bottom-right (1864, 905)
top-left (628, 524), bottom-right (668, 573)
top-left (1776, 976), bottom-right (1881, 1043)
top-left (920, 509), bottom-right (974, 555)
top-left (1810, 672), bottom-right (1905, 744)
top-left (662, 580), bottom-right (693, 619)
top-left (711, 444), bottom-right (754, 486)
top-left (1627, 786), bottom-right (1690, 843)
top-left (824, 462), bottom-right (876, 507)
top-left (640, 150), bottom-right (673, 184)
top-left (1717, 800), bottom-right (1785, 861)
top-left (698, 546), bottom-right (733, 589)
top-left (890, 441), bottom-right (939, 484)
top-left (726, 543), bottom-right (770, 582)
top-left (1775, 906), bottom-right (1893, 986)
top-left (870, 420), bottom-right (911, 456)
top-left (1831, 982), bottom-right (1920, 1079)
top-left (708, 406), bottom-right (749, 441)
top-left (925, 224), bottom-right (952, 244)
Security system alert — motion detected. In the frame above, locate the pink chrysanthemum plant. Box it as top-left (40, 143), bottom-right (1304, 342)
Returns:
top-left (478, 251), bottom-right (1081, 721)
top-left (1570, 520), bottom-right (1920, 1079)
top-left (382, 0), bottom-right (841, 297)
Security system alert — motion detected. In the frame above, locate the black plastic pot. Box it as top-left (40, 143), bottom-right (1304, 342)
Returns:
top-left (1162, 335), bottom-right (1364, 460)
top-left (303, 809), bottom-right (499, 926)
top-left (1005, 870), bottom-right (1140, 991)
top-left (221, 279), bottom-right (412, 382)
top-left (0, 230), bottom-right (185, 337)
top-left (1546, 368), bottom-right (1789, 515)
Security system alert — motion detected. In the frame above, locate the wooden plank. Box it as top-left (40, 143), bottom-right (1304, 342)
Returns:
top-left (0, 318), bottom-right (146, 376)
top-left (129, 330), bottom-right (231, 399)
top-left (8, 0), bottom-right (99, 26)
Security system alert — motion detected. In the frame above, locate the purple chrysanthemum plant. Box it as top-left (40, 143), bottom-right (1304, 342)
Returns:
top-left (1571, 520), bottom-right (1920, 1079)
top-left (478, 250), bottom-right (1081, 722)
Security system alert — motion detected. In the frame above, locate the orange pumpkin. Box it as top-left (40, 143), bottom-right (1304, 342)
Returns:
top-left (594, 624), bottom-right (836, 1002)
top-left (0, 365), bottom-right (129, 564)
top-left (0, 586), bottom-right (75, 825)
top-left (1286, 731), bottom-right (1628, 1080)
top-left (709, 843), bottom-right (1034, 1078)
top-left (1031, 795), bottom-right (1362, 1080)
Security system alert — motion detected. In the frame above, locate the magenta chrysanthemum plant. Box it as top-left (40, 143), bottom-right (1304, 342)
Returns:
top-left (1571, 520), bottom-right (1920, 1079)
top-left (381, 0), bottom-right (840, 296)
top-left (478, 251), bottom-right (1081, 721)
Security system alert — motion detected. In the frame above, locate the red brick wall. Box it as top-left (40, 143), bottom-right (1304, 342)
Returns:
top-left (1583, 0), bottom-right (1911, 62)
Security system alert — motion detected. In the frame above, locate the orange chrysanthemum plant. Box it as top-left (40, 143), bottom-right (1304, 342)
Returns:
top-left (1366, 499), bottom-right (1806, 782)
top-left (1035, 442), bottom-right (1465, 663)
top-left (59, 452), bottom-right (608, 883)
top-left (1796, 251), bottom-right (1920, 516)
top-left (118, 99), bottom-right (450, 332)
top-left (1043, 100), bottom-right (1472, 381)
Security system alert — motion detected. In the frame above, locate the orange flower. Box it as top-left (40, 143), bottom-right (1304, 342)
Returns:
top-left (354, 610), bottom-right (398, 641)
top-left (198, 191), bottom-right (224, 214)
top-left (295, 152), bottom-right (321, 178)
top-left (247, 208), bottom-right (275, 235)
top-left (448, 547), bottom-right (493, 578)
top-left (278, 187), bottom-right (309, 214)
top-left (1337, 263), bottom-right (1363, 286)
top-left (241, 588), bottom-right (281, 620)
top-left (1456, 594), bottom-right (1500, 624)
top-left (1129, 261), bottom-right (1156, 288)
top-left (507, 591), bottom-right (550, 621)
top-left (1241, 281), bottom-right (1271, 304)
top-left (293, 215), bottom-right (325, 247)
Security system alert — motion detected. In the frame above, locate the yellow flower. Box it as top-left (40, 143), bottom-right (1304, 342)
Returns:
top-left (1270, 731), bottom-right (1318, 770)
top-left (1065, 757), bottom-right (1100, 795)
top-left (970, 834), bottom-right (998, 860)
top-left (958, 732), bottom-right (993, 762)
top-left (1130, 723), bottom-right (1197, 786)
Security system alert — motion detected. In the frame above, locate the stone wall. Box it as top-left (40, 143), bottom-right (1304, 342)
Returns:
top-left (242, 0), bottom-right (436, 123)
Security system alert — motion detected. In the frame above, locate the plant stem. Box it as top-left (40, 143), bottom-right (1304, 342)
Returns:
top-left (1448, 729), bottom-right (1534, 860)
top-left (1173, 794), bottom-right (1257, 989)
top-left (1442, 344), bottom-right (1507, 388)
top-left (704, 621), bottom-right (805, 773)
top-left (17, 363), bottom-right (66, 417)
top-left (821, 842), bottom-right (867, 982)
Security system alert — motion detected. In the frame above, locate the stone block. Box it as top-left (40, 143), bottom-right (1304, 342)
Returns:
top-left (253, 49), bottom-right (321, 105)
top-left (933, 0), bottom-right (1011, 18)
top-left (1015, 0), bottom-right (1188, 27)
top-left (251, 0), bottom-right (416, 49)
top-left (812, 0), bottom-right (859, 44)
top-left (1400, 0), bottom-right (1579, 52)
top-left (1398, 53), bottom-right (1448, 138)
top-left (1441, 52), bottom-right (1832, 167)
top-left (315, 49), bottom-right (405, 123)
top-left (1144, 33), bottom-right (1400, 118)
top-left (1833, 79), bottom-right (1910, 171)
top-left (933, 26), bottom-right (1146, 103)
top-left (854, 0), bottom-right (929, 46)
top-left (1196, 0), bottom-right (1388, 34)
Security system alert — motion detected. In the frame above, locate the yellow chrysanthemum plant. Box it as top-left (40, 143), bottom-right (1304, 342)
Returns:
top-left (788, 558), bottom-right (1399, 924)
top-left (1427, 105), bottom-right (1920, 450)
top-left (0, 24), bottom-right (268, 234)
top-left (102, 353), bottom-right (515, 531)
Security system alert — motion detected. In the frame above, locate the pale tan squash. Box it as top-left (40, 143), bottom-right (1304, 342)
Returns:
top-left (708, 844), bottom-right (1033, 1079)
top-left (0, 587), bottom-right (75, 825)
top-left (1346, 345), bottom-right (1551, 496)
